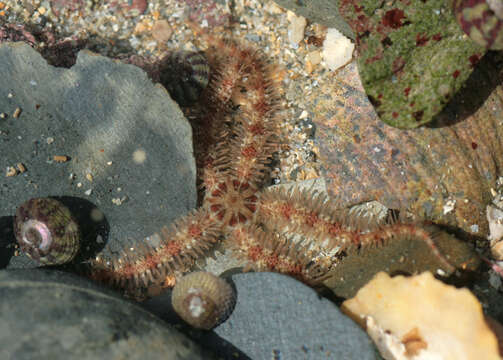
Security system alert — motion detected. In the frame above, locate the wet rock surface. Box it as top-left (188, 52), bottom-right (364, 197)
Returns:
top-left (0, 268), bottom-right (216, 359)
top-left (0, 43), bottom-right (197, 268)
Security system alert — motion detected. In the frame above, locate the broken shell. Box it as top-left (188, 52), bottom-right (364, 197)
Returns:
top-left (342, 272), bottom-right (501, 359)
top-left (159, 51), bottom-right (210, 107)
top-left (14, 198), bottom-right (81, 265)
top-left (171, 272), bottom-right (236, 330)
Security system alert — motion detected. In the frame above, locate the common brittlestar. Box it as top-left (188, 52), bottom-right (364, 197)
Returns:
top-left (87, 28), bottom-right (459, 299)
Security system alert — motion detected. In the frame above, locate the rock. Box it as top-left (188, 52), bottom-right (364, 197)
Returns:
top-left (109, 0), bottom-right (148, 16)
top-left (0, 43), bottom-right (197, 268)
top-left (314, 51), bottom-right (503, 237)
top-left (287, 11), bottom-right (307, 47)
top-left (273, 0), bottom-right (354, 40)
top-left (0, 268), bottom-right (216, 359)
top-left (144, 272), bottom-right (378, 359)
top-left (324, 226), bottom-right (480, 299)
top-left (321, 28), bottom-right (354, 71)
top-left (152, 20), bottom-right (173, 43)
top-left (338, 0), bottom-right (486, 128)
top-left (49, 0), bottom-right (86, 17)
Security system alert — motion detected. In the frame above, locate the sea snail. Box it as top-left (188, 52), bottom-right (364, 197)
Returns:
top-left (159, 50), bottom-right (210, 107)
top-left (13, 197), bottom-right (81, 265)
top-left (171, 271), bottom-right (236, 330)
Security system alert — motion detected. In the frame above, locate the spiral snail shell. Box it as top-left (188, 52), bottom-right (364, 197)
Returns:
top-left (13, 198), bottom-right (81, 265)
top-left (159, 51), bottom-right (210, 107)
top-left (171, 272), bottom-right (236, 330)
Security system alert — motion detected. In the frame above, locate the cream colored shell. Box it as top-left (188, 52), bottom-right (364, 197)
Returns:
top-left (342, 272), bottom-right (501, 360)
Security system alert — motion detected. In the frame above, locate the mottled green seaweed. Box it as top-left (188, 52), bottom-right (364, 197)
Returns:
top-left (339, 0), bottom-right (485, 128)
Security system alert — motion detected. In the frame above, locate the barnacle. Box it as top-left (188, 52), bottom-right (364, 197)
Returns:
top-left (171, 271), bottom-right (236, 330)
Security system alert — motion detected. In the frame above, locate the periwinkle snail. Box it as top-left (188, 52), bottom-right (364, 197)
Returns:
top-left (171, 272), bottom-right (236, 330)
top-left (159, 51), bottom-right (210, 107)
top-left (13, 198), bottom-right (80, 265)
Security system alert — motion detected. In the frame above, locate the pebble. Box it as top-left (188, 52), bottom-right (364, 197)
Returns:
top-left (321, 28), bottom-right (354, 71)
top-left (151, 19), bottom-right (172, 43)
top-left (110, 0), bottom-right (148, 16)
top-left (306, 50), bottom-right (322, 65)
top-left (287, 10), bottom-right (306, 46)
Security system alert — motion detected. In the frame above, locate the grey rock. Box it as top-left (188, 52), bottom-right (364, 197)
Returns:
top-left (0, 268), bottom-right (216, 360)
top-left (0, 42), bottom-right (196, 268)
top-left (144, 272), bottom-right (377, 360)
top-left (273, 0), bottom-right (354, 39)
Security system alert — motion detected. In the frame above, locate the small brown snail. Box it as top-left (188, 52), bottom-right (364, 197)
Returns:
top-left (13, 197), bottom-right (81, 265)
top-left (171, 272), bottom-right (236, 330)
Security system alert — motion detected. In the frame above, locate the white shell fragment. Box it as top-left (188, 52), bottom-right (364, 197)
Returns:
top-left (342, 272), bottom-right (501, 360)
top-left (488, 204), bottom-right (503, 259)
top-left (287, 11), bottom-right (307, 47)
top-left (321, 28), bottom-right (355, 71)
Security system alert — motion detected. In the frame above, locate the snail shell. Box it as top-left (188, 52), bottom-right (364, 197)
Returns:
top-left (160, 51), bottom-right (210, 107)
top-left (171, 272), bottom-right (236, 330)
top-left (14, 198), bottom-right (81, 265)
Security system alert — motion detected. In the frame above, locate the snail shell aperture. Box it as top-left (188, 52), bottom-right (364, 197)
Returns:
top-left (14, 197), bottom-right (81, 265)
top-left (171, 272), bottom-right (236, 330)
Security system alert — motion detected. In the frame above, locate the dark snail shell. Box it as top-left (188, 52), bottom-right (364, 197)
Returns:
top-left (159, 51), bottom-right (210, 107)
top-left (13, 198), bottom-right (81, 265)
top-left (171, 272), bottom-right (236, 330)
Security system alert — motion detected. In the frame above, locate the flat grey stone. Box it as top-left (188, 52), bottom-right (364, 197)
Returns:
top-left (0, 268), bottom-right (216, 360)
top-left (216, 272), bottom-right (376, 359)
top-left (144, 272), bottom-right (377, 360)
top-left (0, 42), bottom-right (196, 268)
